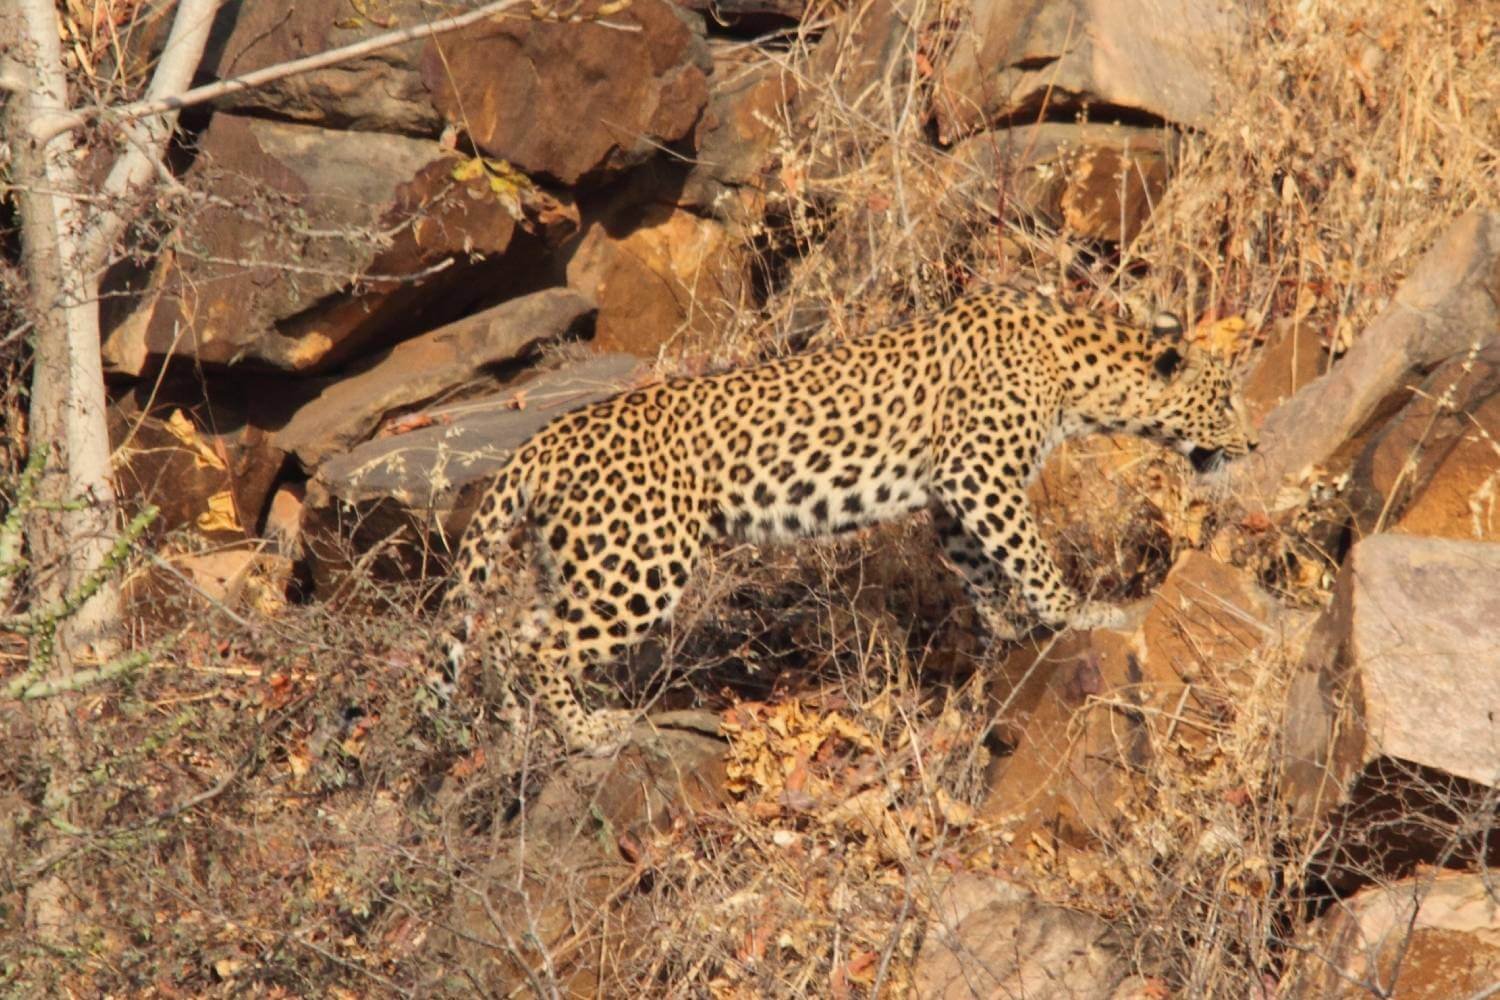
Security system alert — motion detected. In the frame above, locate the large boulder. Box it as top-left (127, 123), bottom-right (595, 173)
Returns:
top-left (1280, 873), bottom-right (1500, 998)
top-left (103, 116), bottom-right (576, 375)
top-left (983, 551), bottom-right (1282, 845)
top-left (681, 59), bottom-right (797, 223)
top-left (102, 116), bottom-right (434, 374)
top-left (1282, 534), bottom-right (1500, 832)
top-left (203, 0), bottom-right (711, 189)
top-left (273, 288), bottom-right (597, 469)
top-left (566, 204), bottom-right (746, 357)
top-left (421, 0), bottom-right (710, 186)
top-left (933, 0), bottom-right (1246, 143)
top-left (199, 0), bottom-right (443, 134)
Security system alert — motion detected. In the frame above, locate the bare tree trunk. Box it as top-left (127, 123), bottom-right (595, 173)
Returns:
top-left (3, 0), bottom-right (125, 945)
top-left (1, 0), bottom-right (221, 947)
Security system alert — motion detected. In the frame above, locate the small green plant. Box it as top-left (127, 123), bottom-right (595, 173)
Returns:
top-left (1, 445), bottom-right (160, 699)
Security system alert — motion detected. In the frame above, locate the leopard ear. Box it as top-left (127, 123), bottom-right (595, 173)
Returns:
top-left (1151, 311), bottom-right (1185, 341)
top-left (1153, 346), bottom-right (1185, 378)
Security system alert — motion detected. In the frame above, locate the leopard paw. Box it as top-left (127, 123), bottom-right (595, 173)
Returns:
top-left (976, 603), bottom-right (1024, 643)
top-left (567, 707), bottom-right (636, 757)
top-left (1067, 603), bottom-right (1128, 632)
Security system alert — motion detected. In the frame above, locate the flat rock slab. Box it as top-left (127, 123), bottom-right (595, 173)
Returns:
top-left (1285, 534), bottom-right (1500, 820)
top-left (313, 351), bottom-right (642, 521)
top-left (935, 0), bottom-right (1245, 141)
top-left (276, 288), bottom-right (596, 468)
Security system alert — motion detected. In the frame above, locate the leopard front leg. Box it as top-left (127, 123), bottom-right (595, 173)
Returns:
top-left (933, 486), bottom-right (1125, 633)
top-left (933, 506), bottom-right (1023, 642)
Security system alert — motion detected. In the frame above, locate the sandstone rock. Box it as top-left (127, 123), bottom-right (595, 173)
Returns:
top-left (1241, 317), bottom-right (1328, 425)
top-left (199, 0), bottom-right (442, 134)
top-left (681, 59), bottom-right (796, 222)
top-left (1280, 872), bottom-right (1500, 999)
top-left (274, 288), bottom-right (596, 468)
top-left (302, 353), bottom-right (642, 593)
top-left (984, 551), bottom-right (1280, 843)
top-left (914, 874), bottom-right (1127, 999)
top-left (421, 0), bottom-right (710, 186)
top-left (102, 116), bottom-right (437, 374)
top-left (933, 0), bottom-right (1246, 143)
top-left (1283, 534), bottom-right (1500, 828)
top-left (101, 117), bottom-right (572, 375)
top-left (430, 727), bottom-right (728, 994)
top-left (1233, 211), bottom-right (1500, 505)
top-left (108, 379), bottom-right (285, 543)
top-left (952, 124), bottom-right (1175, 243)
top-left (1346, 343), bottom-right (1500, 542)
top-left (276, 156), bottom-right (578, 373)
top-left (566, 205), bottom-right (745, 357)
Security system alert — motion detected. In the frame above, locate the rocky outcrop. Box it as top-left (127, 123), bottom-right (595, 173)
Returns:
top-left (200, 0), bottom-right (444, 134)
top-left (1283, 534), bottom-right (1500, 820)
top-left (983, 551), bottom-right (1286, 844)
top-left (934, 0), bottom-right (1246, 143)
top-left (1345, 343), bottom-right (1500, 542)
top-left (421, 0), bottom-right (710, 186)
top-left (1233, 210), bottom-right (1500, 505)
top-left (102, 116), bottom-right (438, 374)
top-left (682, 60), bottom-right (796, 222)
top-left (102, 117), bottom-right (577, 375)
top-left (566, 205), bottom-right (746, 357)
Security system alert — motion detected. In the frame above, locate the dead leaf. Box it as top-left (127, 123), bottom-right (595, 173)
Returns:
top-left (165, 408), bottom-right (226, 471)
top-left (196, 490), bottom-right (243, 534)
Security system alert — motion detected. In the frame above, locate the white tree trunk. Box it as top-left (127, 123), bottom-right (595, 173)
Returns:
top-left (2, 0), bottom-right (221, 945)
top-left (3, 0), bottom-right (123, 944)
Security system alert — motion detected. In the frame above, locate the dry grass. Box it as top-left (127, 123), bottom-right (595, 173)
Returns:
top-left (3, 0), bottom-right (1497, 995)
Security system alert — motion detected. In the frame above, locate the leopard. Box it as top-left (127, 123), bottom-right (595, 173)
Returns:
top-left (441, 286), bottom-right (1258, 754)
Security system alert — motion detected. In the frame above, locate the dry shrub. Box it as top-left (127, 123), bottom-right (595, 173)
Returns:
top-left (1134, 0), bottom-right (1499, 344)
